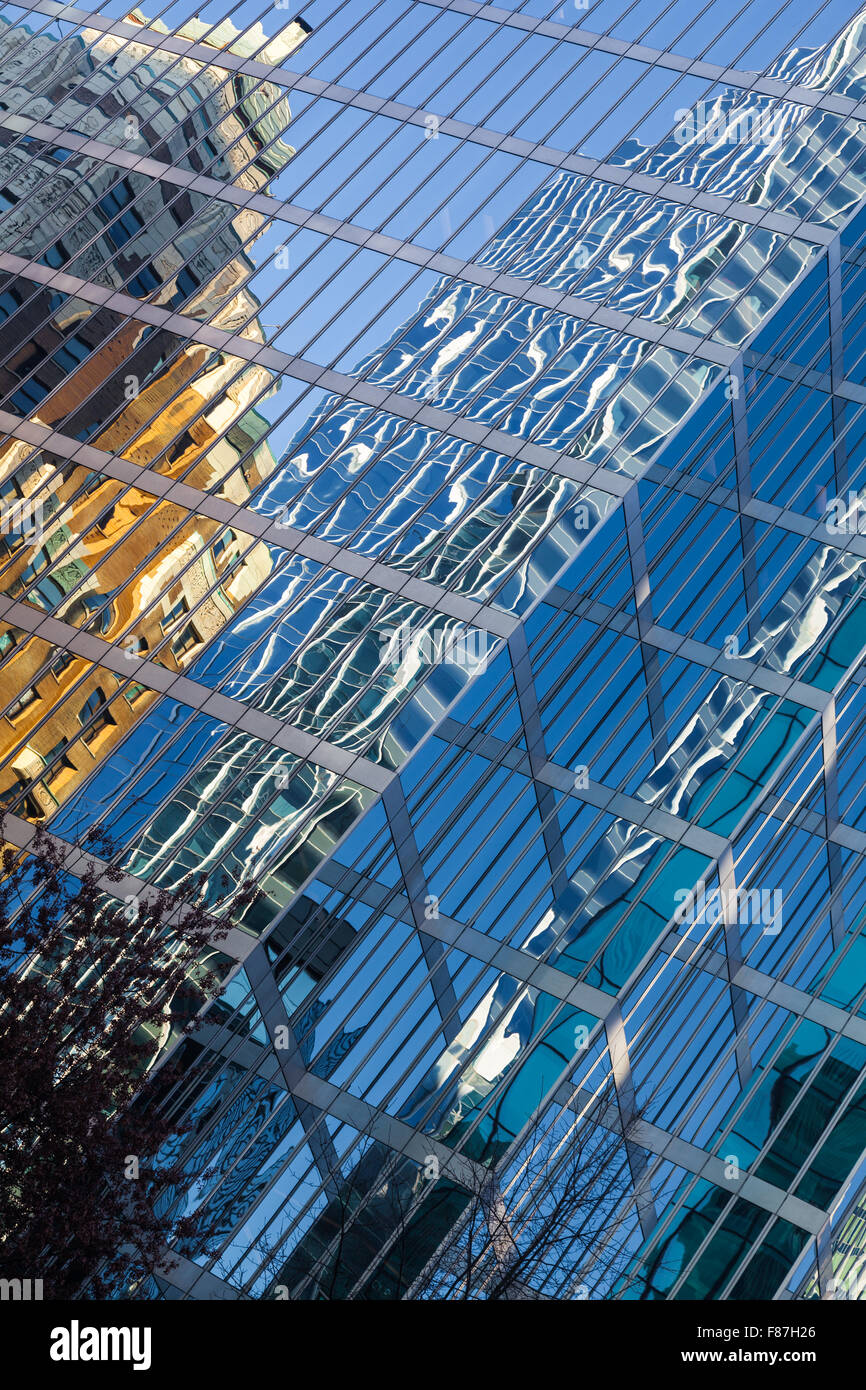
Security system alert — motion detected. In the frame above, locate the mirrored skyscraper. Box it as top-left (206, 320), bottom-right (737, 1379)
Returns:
top-left (4, 0), bottom-right (866, 1302)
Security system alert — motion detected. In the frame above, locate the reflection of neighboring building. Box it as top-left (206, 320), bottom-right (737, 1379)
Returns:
top-left (0, 12), bottom-right (309, 819)
top-left (5, 0), bottom-right (866, 1308)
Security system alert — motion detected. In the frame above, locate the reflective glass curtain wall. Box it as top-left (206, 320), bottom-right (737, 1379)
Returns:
top-left (3, 0), bottom-right (866, 1301)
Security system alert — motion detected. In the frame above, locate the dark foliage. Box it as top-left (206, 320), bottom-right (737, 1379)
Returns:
top-left (0, 823), bottom-right (251, 1298)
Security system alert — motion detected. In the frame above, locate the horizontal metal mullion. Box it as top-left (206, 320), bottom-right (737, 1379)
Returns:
top-left (0, 410), bottom-right (516, 637)
top-left (0, 591), bottom-right (394, 792)
top-left (0, 243), bottom-right (636, 497)
top-left (0, 233), bottom-right (735, 377)
top-left (19, 0), bottom-right (849, 115)
top-left (0, 90), bottom-right (838, 253)
top-left (0, 808), bottom-right (256, 961)
top-left (553, 1082), bottom-right (827, 1233)
top-left (6, 1), bottom-right (856, 246)
top-left (418, 0), bottom-right (860, 114)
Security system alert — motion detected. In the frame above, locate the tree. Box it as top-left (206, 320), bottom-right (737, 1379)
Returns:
top-left (0, 821), bottom-right (252, 1299)
top-left (259, 1084), bottom-right (646, 1300)
top-left (408, 1087), bottom-right (646, 1300)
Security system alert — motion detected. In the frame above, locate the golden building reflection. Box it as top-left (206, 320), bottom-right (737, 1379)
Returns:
top-left (0, 11), bottom-right (309, 821)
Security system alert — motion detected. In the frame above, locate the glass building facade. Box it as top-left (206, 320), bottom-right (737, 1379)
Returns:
top-left (3, 0), bottom-right (866, 1300)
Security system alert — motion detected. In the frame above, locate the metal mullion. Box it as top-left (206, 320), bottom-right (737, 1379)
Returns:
top-left (201, 872), bottom-right (489, 1134)
top-left (624, 943), bottom-right (760, 1153)
top-left (630, 951), bottom-right (804, 1178)
top-left (6, 666), bottom-right (224, 833)
top-left (0, 142), bottom-right (302, 453)
top-left (827, 238), bottom-right (849, 493)
top-left (516, 1125), bottom-right (648, 1299)
top-left (304, 672), bottom-right (845, 1289)
top-left (0, 242), bottom-right (636, 504)
top-left (297, 932), bottom-right (493, 1130)
top-left (381, 779), bottom-right (462, 1043)
top-left (194, 772), bottom-right (783, 1289)
top-left (536, 324), bottom-right (866, 790)
top-left (600, 264), bottom-right (866, 645)
top-left (282, 863), bottom-right (600, 1162)
top-left (241, 1130), bottom-right (398, 1298)
top-left (577, 0), bottom-right (803, 75)
top-left (25, 0), bottom-right (855, 123)
top-left (462, 691), bottom-right (857, 1067)
top-left (228, 1119), bottom-right (385, 1296)
top-left (573, 241), bottom-right (860, 604)
top-left (67, 0), bottom-right (628, 382)
top-left (2, 498), bottom-right (344, 730)
top-left (562, 633), bottom-right (850, 1059)
top-left (0, 77), bottom-right (298, 371)
top-left (0, 661), bottom-right (175, 794)
top-left (482, 583), bottom-right (861, 1100)
top-left (0, 2), bottom-right (290, 265)
top-left (325, 988), bottom-right (603, 1301)
top-left (0, 0), bottom-right (243, 155)
top-left (594, 1000), bottom-right (812, 1297)
top-left (219, 590), bottom-right (487, 770)
top-left (453, 221), bottom-right (866, 631)
top-left (625, 799), bottom-right (861, 1155)
top-left (0, 456), bottom-right (239, 620)
top-left (0, 334), bottom-right (675, 856)
top-left (0, 105), bottom-right (845, 575)
top-left (265, 2), bottom-right (576, 243)
top-left (0, 490), bottom-right (295, 728)
top-left (172, 1081), bottom-right (390, 1290)
top-left (0, 41), bottom-right (339, 464)
top-left (614, 854), bottom-right (865, 1283)
top-left (0, 334), bottom-right (282, 519)
top-left (28, 0), bottom-right (860, 255)
top-left (146, 1020), bottom-right (323, 1211)
top-left (10, 2), bottom-right (850, 419)
top-left (186, 1010), bottom-right (491, 1292)
top-left (45, 8), bottom-right (866, 1251)
top-left (507, 624), bottom-right (571, 896)
top-left (621, 483), bottom-right (669, 748)
top-left (152, 880), bottom-right (429, 1170)
top-left (243, 946), bottom-right (345, 1195)
top-left (0, 626), bottom-right (111, 751)
top-left (407, 731), bottom-right (580, 951)
top-left (0, 11), bottom-right (331, 363)
top-left (468, 581), bottom-right (819, 962)
top-left (287, 0), bottom-right (848, 262)
top-left (113, 727), bottom-right (350, 899)
top-left (679, 1039), bottom-right (866, 1300)
top-left (566, 915), bottom-right (806, 1281)
top-left (605, 999), bottom-right (660, 1236)
top-left (0, 398), bottom-right (567, 797)
top-left (245, 823), bottom-right (413, 1010)
top-left (255, 88), bottom-right (839, 483)
top-left (199, 851), bottom-right (464, 1112)
top-left (281, 844), bottom-right (551, 1102)
top-left (739, 699), bottom-right (866, 1001)
top-left (380, 378), bottom-right (866, 989)
top-left (180, 1079), bottom-right (368, 1280)
top-left (289, 773), bottom-right (583, 1042)
top-left (638, 834), bottom-right (840, 1126)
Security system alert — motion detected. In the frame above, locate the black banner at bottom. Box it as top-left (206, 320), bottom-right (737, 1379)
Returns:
top-left (0, 1293), bottom-right (855, 1378)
